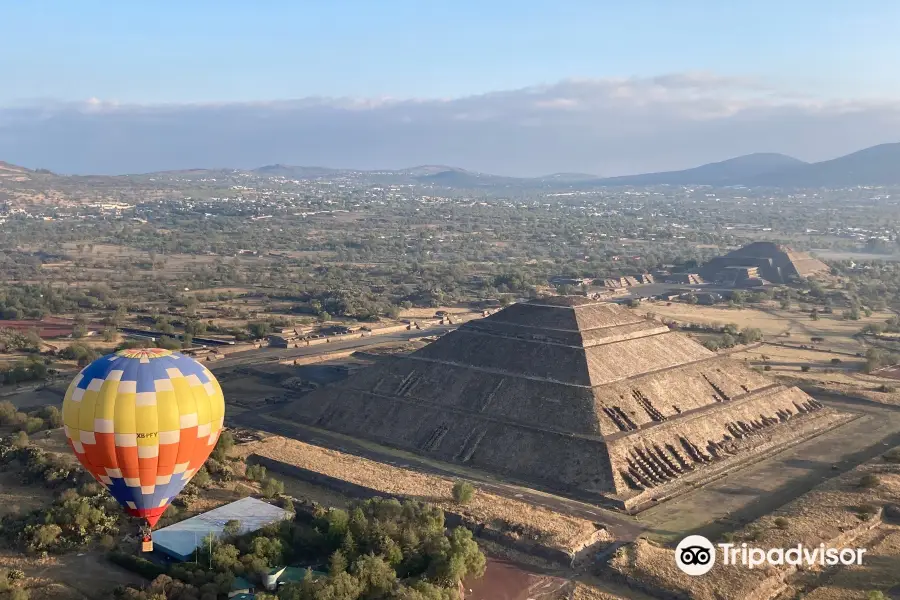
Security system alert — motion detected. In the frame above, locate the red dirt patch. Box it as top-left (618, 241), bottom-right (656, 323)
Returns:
top-left (463, 559), bottom-right (569, 600)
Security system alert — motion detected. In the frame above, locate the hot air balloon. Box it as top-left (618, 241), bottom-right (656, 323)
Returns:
top-left (62, 348), bottom-right (225, 549)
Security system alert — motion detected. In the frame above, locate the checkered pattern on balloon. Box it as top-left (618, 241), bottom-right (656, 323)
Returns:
top-left (62, 348), bottom-right (225, 527)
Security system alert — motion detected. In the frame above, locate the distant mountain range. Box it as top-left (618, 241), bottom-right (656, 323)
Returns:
top-left (585, 143), bottom-right (900, 187)
top-left (586, 153), bottom-right (808, 186)
top-left (4, 142), bottom-right (900, 188)
top-left (245, 142), bottom-right (900, 188)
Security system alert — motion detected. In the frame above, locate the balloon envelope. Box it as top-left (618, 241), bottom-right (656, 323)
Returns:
top-left (62, 348), bottom-right (225, 527)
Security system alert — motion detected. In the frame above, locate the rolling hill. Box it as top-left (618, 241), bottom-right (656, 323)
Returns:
top-left (586, 143), bottom-right (900, 187)
top-left (748, 143), bottom-right (900, 187)
top-left (6, 140), bottom-right (900, 188)
top-left (588, 153), bottom-right (807, 186)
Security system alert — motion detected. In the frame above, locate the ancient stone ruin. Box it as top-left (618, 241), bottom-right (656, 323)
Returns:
top-left (700, 241), bottom-right (829, 284)
top-left (280, 297), bottom-right (831, 504)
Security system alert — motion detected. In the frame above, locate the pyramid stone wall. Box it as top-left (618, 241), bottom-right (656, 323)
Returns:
top-left (280, 297), bottom-right (833, 499)
top-left (700, 242), bottom-right (828, 283)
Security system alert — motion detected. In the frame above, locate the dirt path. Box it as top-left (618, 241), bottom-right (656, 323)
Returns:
top-left (17, 551), bottom-right (144, 600)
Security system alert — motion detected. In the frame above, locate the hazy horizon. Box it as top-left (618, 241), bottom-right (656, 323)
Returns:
top-left (3, 2), bottom-right (900, 176)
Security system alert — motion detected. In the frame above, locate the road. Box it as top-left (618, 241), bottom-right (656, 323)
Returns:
top-left (233, 410), bottom-right (645, 542)
top-left (208, 325), bottom-right (456, 371)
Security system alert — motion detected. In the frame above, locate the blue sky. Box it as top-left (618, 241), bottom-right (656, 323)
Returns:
top-left (3, 0), bottom-right (900, 104)
top-left (2, 2), bottom-right (900, 175)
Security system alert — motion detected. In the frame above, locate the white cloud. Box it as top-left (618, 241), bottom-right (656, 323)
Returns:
top-left (2, 74), bottom-right (899, 176)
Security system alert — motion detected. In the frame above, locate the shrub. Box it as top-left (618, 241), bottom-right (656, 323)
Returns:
top-left (223, 519), bottom-right (242, 538)
top-left (774, 517), bottom-right (789, 530)
top-left (856, 504), bottom-right (878, 520)
top-left (23, 417), bottom-right (45, 434)
top-left (245, 463), bottom-right (267, 482)
top-left (452, 481), bottom-right (475, 504)
top-left (99, 535), bottom-right (117, 551)
top-left (867, 591), bottom-right (887, 600)
top-left (883, 449), bottom-right (900, 463)
top-left (9, 588), bottom-right (29, 600)
top-left (107, 550), bottom-right (167, 579)
top-left (192, 467), bottom-right (211, 488)
top-left (12, 431), bottom-right (29, 448)
top-left (211, 431), bottom-right (234, 462)
top-left (764, 365), bottom-right (772, 371)
top-left (739, 327), bottom-right (763, 344)
top-left (0, 400), bottom-right (16, 424)
top-left (261, 477), bottom-right (284, 498)
top-left (800, 365), bottom-right (811, 372)
top-left (831, 358), bottom-right (842, 365)
top-left (859, 474), bottom-right (881, 489)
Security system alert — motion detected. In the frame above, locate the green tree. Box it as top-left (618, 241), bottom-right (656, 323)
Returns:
top-left (329, 550), bottom-right (349, 576)
top-left (261, 477), bottom-right (285, 498)
top-left (248, 322), bottom-right (271, 339)
top-left (192, 466), bottom-right (212, 488)
top-left (211, 430), bottom-right (235, 461)
top-left (352, 554), bottom-right (396, 598)
top-left (223, 519), bottom-right (242, 538)
top-left (426, 527), bottom-right (485, 587)
top-left (739, 327), bottom-right (763, 344)
top-left (451, 481), bottom-right (475, 505)
top-left (246, 463), bottom-right (267, 482)
top-left (13, 430), bottom-right (29, 448)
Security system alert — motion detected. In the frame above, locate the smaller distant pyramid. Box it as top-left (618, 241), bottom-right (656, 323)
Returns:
top-left (700, 242), bottom-right (828, 283)
top-left (279, 297), bottom-right (831, 503)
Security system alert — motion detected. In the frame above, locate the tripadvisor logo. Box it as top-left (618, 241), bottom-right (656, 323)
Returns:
top-left (675, 535), bottom-right (716, 576)
top-left (675, 535), bottom-right (867, 576)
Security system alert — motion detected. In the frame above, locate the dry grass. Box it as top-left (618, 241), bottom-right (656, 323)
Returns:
top-left (730, 343), bottom-right (864, 372)
top-left (799, 526), bottom-right (900, 600)
top-left (610, 538), bottom-right (770, 600)
top-left (613, 445), bottom-right (900, 600)
top-left (234, 435), bottom-right (605, 553)
top-left (570, 581), bottom-right (637, 600)
top-left (640, 302), bottom-right (892, 353)
top-left (0, 471), bottom-right (55, 517)
top-left (638, 303), bottom-right (790, 336)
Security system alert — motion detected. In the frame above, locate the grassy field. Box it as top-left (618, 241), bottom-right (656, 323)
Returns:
top-left (638, 300), bottom-right (900, 387)
top-left (639, 302), bottom-right (793, 336)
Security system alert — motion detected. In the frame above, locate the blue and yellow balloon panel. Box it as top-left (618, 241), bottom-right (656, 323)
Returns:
top-left (62, 348), bottom-right (225, 527)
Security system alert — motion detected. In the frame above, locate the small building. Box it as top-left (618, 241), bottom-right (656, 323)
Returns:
top-left (153, 497), bottom-right (294, 562)
top-left (267, 334), bottom-right (296, 348)
top-left (549, 276), bottom-right (593, 287)
top-left (229, 577), bottom-right (255, 598)
top-left (696, 292), bottom-right (725, 306)
top-left (265, 566), bottom-right (327, 591)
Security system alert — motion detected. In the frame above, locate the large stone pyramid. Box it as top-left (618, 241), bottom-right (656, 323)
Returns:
top-left (280, 297), bottom-right (828, 501)
top-left (700, 242), bottom-right (829, 283)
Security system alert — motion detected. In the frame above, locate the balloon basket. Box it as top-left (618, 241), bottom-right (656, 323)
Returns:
top-left (141, 529), bottom-right (153, 553)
